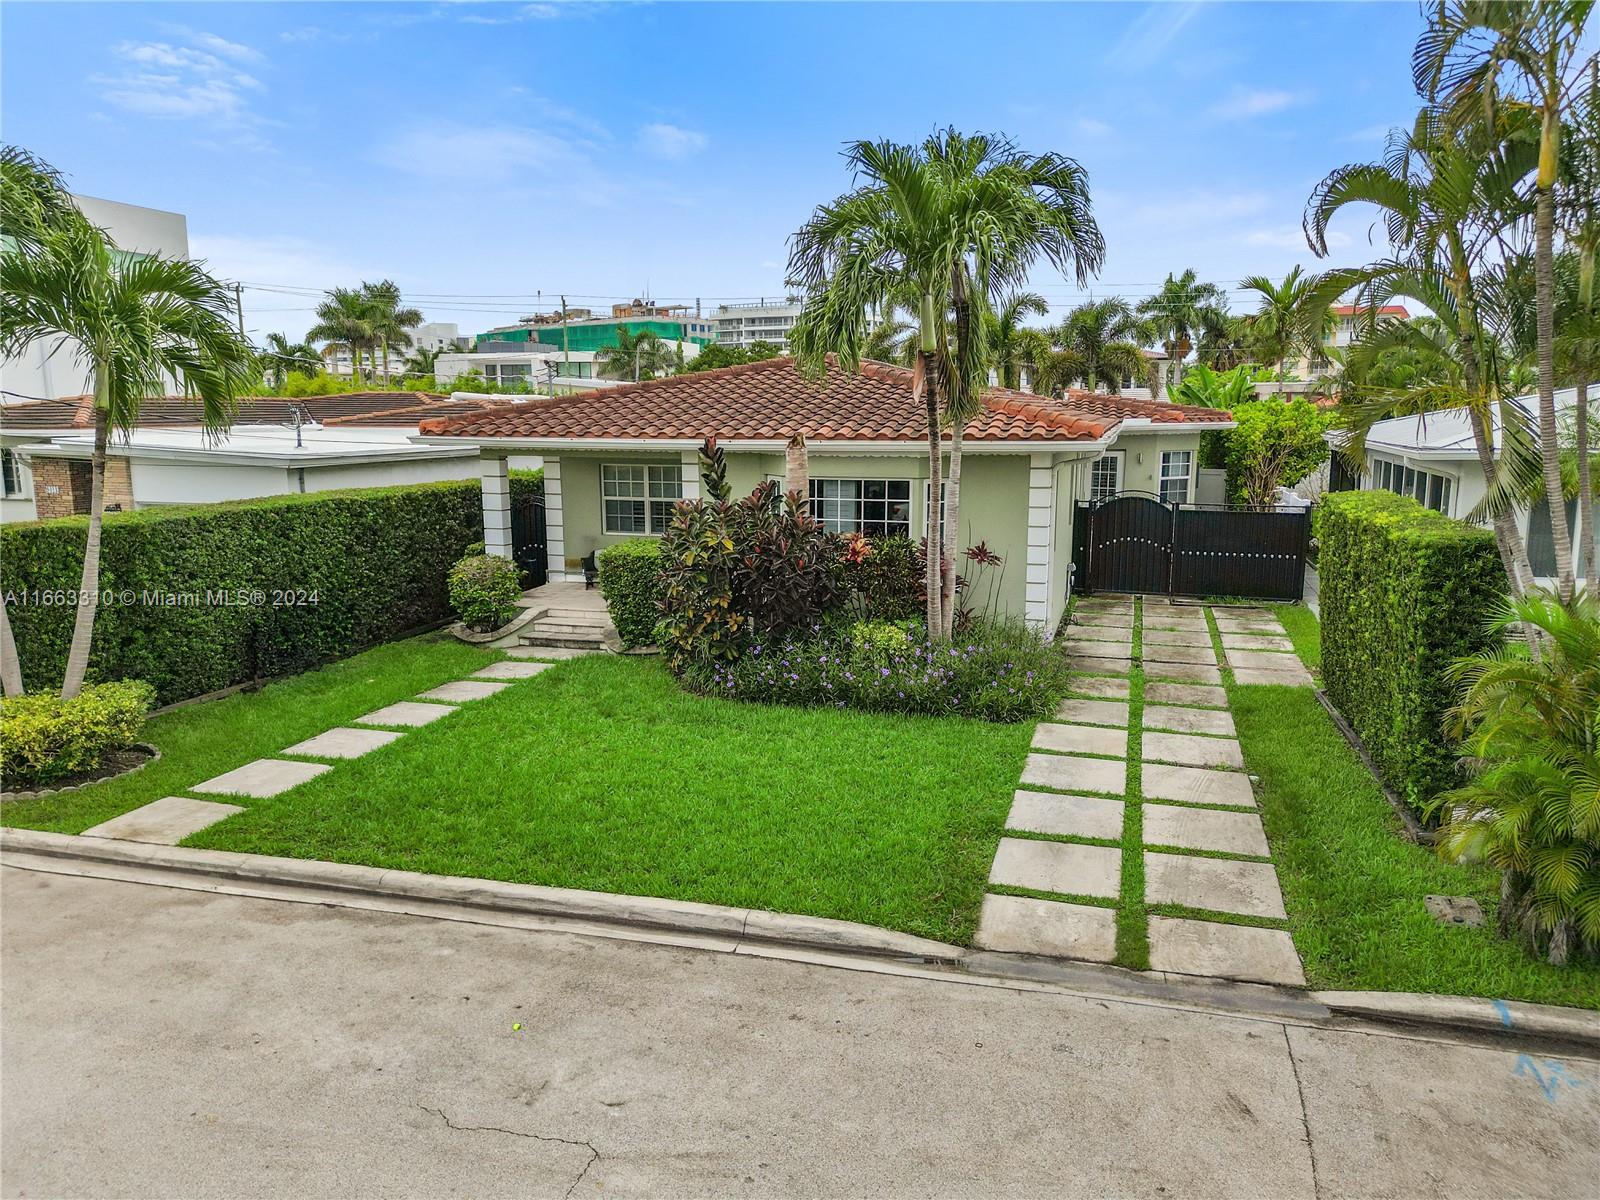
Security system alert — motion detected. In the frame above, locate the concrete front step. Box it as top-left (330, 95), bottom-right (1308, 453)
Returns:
top-left (531, 621), bottom-right (610, 637)
top-left (520, 631), bottom-right (609, 649)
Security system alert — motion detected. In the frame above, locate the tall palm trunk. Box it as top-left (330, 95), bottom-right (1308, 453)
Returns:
top-left (61, 398), bottom-right (108, 699)
top-left (0, 594), bottom-right (24, 697)
top-left (381, 338), bottom-right (391, 388)
top-left (1578, 247), bottom-right (1597, 595)
top-left (785, 432), bottom-right (809, 498)
top-left (915, 337), bottom-right (942, 639)
top-left (941, 420), bottom-right (962, 635)
top-left (1534, 162), bottom-right (1575, 599)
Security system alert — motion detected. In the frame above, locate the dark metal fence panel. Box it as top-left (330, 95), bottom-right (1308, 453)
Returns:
top-left (1083, 494), bottom-right (1173, 594)
top-left (511, 494), bottom-right (548, 588)
top-left (1170, 506), bottom-right (1308, 600)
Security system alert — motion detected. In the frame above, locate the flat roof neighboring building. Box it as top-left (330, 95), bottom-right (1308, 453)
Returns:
top-left (712, 299), bottom-right (804, 353)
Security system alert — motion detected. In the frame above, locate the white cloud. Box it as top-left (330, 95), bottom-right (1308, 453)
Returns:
top-left (95, 32), bottom-right (266, 129)
top-left (454, 2), bottom-right (567, 25)
top-left (1120, 190), bottom-right (1271, 229)
top-left (1243, 227), bottom-right (1349, 251)
top-left (637, 122), bottom-right (708, 161)
top-left (371, 122), bottom-right (600, 186)
top-left (1207, 88), bottom-right (1303, 120)
top-left (1112, 1), bottom-right (1204, 64)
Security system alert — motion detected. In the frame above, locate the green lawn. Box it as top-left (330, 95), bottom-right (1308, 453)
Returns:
top-left (25, 642), bottom-right (1030, 944)
top-left (2, 634), bottom-right (501, 834)
top-left (1229, 607), bottom-right (1597, 1009)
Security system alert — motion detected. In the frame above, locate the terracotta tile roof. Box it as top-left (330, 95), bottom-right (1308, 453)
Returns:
top-left (1, 392), bottom-right (450, 432)
top-left (322, 398), bottom-right (507, 427)
top-left (416, 356), bottom-right (1233, 444)
top-left (1332, 304), bottom-right (1410, 318)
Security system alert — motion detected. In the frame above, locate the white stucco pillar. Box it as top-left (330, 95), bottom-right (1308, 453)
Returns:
top-left (1024, 453), bottom-right (1055, 629)
top-left (679, 449), bottom-right (701, 501)
top-left (481, 454), bottom-right (512, 559)
top-left (543, 455), bottom-right (566, 582)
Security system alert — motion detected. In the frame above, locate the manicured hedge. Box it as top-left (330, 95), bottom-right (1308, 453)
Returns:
top-left (597, 539), bottom-right (663, 648)
top-left (2, 476), bottom-right (540, 705)
top-left (1314, 490), bottom-right (1504, 811)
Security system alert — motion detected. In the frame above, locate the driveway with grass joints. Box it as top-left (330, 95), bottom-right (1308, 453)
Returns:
top-left (976, 596), bottom-right (1306, 987)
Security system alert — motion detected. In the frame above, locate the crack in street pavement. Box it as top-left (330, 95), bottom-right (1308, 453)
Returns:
top-left (418, 1104), bottom-right (600, 1198)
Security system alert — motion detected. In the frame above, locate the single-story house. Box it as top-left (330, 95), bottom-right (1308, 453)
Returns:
top-left (1327, 384), bottom-right (1598, 582)
top-left (416, 355), bottom-right (1235, 629)
top-left (1, 392), bottom-right (532, 520)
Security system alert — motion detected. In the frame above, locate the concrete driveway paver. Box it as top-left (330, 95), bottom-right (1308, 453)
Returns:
top-left (1144, 681), bottom-right (1227, 709)
top-left (282, 727), bottom-right (403, 760)
top-left (190, 758), bottom-right (331, 799)
top-left (1061, 638), bottom-right (1135, 660)
top-left (1067, 676), bottom-right (1131, 699)
top-left (1142, 804), bottom-right (1270, 857)
top-left (1143, 705), bottom-right (1236, 737)
top-left (1143, 731), bottom-right (1245, 770)
top-left (415, 679), bottom-right (510, 703)
top-left (471, 660), bottom-right (554, 679)
top-left (1021, 752), bottom-right (1127, 797)
top-left (1213, 618), bottom-right (1286, 635)
top-left (1141, 643), bottom-right (1217, 665)
top-left (1226, 649), bottom-right (1303, 671)
top-left (1071, 612), bottom-right (1134, 628)
top-left (974, 894), bottom-right (1118, 961)
top-left (1220, 633), bottom-right (1296, 652)
top-left (1142, 628), bottom-right (1214, 647)
top-left (1141, 763), bottom-right (1255, 808)
top-left (1061, 624), bottom-right (1133, 644)
top-left (989, 837), bottom-right (1121, 899)
top-left (1006, 790), bottom-right (1124, 841)
top-left (1054, 698), bottom-right (1129, 727)
top-left (354, 700), bottom-right (459, 728)
top-left (1144, 852), bottom-right (1287, 919)
top-left (1032, 722), bottom-right (1128, 758)
top-left (1143, 661), bottom-right (1224, 685)
top-left (1066, 655), bottom-right (1132, 676)
top-left (81, 796), bottom-right (243, 845)
top-left (1147, 914), bottom-right (1306, 986)
top-left (1233, 664), bottom-right (1314, 687)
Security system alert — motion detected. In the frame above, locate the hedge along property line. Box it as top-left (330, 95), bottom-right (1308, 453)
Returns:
top-left (1313, 490), bottom-right (1503, 813)
top-left (2, 476), bottom-right (541, 706)
top-left (596, 539), bottom-right (663, 649)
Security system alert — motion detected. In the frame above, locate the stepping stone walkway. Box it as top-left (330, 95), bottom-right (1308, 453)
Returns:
top-left (975, 597), bottom-right (1307, 987)
top-left (83, 657), bottom-right (559, 846)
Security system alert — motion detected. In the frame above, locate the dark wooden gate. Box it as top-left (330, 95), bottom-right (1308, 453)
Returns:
top-left (511, 493), bottom-right (548, 587)
top-left (1079, 494), bottom-right (1308, 601)
top-left (1082, 494), bottom-right (1173, 595)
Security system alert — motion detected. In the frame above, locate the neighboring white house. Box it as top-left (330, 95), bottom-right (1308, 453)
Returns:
top-left (433, 342), bottom-right (700, 389)
top-left (323, 322), bottom-right (467, 377)
top-left (711, 299), bottom-right (804, 352)
top-left (1329, 385), bottom-right (1597, 583)
top-left (1, 392), bottom-right (517, 521)
top-left (0, 195), bottom-right (190, 404)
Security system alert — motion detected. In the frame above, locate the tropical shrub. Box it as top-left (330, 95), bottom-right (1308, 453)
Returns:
top-left (727, 481), bottom-right (840, 635)
top-left (848, 618), bottom-right (914, 667)
top-left (658, 441), bottom-right (745, 672)
top-left (1, 680), bottom-right (155, 788)
top-left (597, 539), bottom-right (664, 648)
top-left (1316, 490), bottom-right (1504, 811)
top-left (1430, 592), bottom-right (1600, 965)
top-left (687, 616), bottom-right (1071, 722)
top-left (1, 476), bottom-right (541, 705)
top-left (837, 534), bottom-right (924, 619)
top-left (448, 553), bottom-right (522, 631)
top-left (1222, 398), bottom-right (1333, 506)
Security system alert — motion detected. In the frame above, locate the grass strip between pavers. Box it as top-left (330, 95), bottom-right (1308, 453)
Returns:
top-left (1116, 596), bottom-right (1150, 970)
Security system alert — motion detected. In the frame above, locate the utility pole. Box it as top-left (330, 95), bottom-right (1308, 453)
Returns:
top-left (560, 294), bottom-right (570, 368)
top-left (234, 282), bottom-right (245, 336)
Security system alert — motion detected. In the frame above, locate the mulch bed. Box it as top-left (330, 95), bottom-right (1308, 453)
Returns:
top-left (1, 743), bottom-right (160, 803)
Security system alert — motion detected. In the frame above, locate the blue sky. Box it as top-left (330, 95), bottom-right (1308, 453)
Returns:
top-left (2, 1), bottom-right (1428, 343)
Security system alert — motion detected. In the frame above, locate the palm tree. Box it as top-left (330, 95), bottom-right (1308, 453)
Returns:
top-left (598, 326), bottom-right (672, 380)
top-left (789, 130), bottom-right (1104, 637)
top-left (987, 291), bottom-right (1049, 388)
top-left (1307, 108), bottom-right (1543, 598)
top-left (362, 279), bottom-right (422, 387)
top-left (1043, 298), bottom-right (1148, 394)
top-left (307, 287), bottom-right (376, 386)
top-left (259, 332), bottom-right (322, 386)
top-left (0, 146), bottom-right (92, 697)
top-left (1416, 0), bottom-right (1597, 601)
top-left (403, 344), bottom-right (444, 378)
top-left (0, 219), bottom-right (255, 698)
top-left (1137, 269), bottom-right (1229, 392)
top-left (1559, 58), bottom-right (1600, 592)
top-left (1431, 590), bottom-right (1600, 963)
top-left (1238, 266), bottom-right (1330, 383)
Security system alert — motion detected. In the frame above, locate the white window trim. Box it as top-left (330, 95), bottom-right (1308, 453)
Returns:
top-left (1088, 450), bottom-right (1125, 503)
top-left (601, 462), bottom-right (681, 536)
top-left (808, 476), bottom-right (914, 537)
top-left (1158, 449), bottom-right (1194, 505)
top-left (1368, 453), bottom-right (1457, 517)
top-left (1, 448), bottom-right (28, 499)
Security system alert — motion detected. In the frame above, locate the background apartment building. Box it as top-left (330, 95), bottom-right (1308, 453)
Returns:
top-left (712, 298), bottom-right (803, 352)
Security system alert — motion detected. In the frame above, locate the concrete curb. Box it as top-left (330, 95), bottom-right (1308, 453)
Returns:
top-left (0, 828), bottom-right (962, 964)
top-left (1313, 990), bottom-right (1600, 1050)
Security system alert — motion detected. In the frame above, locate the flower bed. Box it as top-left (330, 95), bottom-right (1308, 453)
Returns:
top-left (687, 618), bottom-right (1070, 723)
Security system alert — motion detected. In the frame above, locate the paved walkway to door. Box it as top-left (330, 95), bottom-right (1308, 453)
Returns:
top-left (975, 596), bottom-right (1308, 987)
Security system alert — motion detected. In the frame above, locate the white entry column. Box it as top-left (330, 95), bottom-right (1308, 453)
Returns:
top-left (544, 455), bottom-right (566, 582)
top-left (1024, 452), bottom-right (1055, 629)
top-left (481, 454), bottom-right (512, 559)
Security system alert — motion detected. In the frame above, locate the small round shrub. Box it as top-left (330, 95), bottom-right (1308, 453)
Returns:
top-left (1, 679), bottom-right (156, 788)
top-left (448, 553), bottom-right (522, 632)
